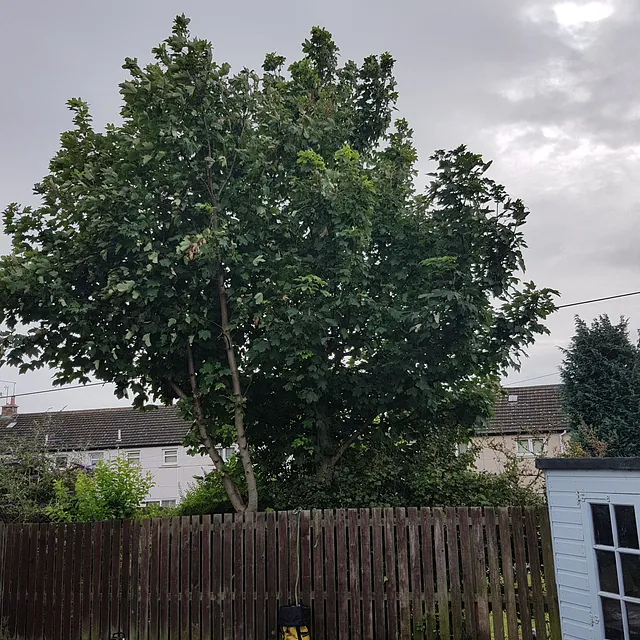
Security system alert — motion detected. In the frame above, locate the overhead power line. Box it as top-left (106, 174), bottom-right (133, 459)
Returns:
top-left (0, 382), bottom-right (104, 402)
top-left (503, 372), bottom-right (560, 387)
top-left (557, 290), bottom-right (640, 309)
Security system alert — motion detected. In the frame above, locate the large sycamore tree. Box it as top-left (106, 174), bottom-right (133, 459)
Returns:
top-left (0, 17), bottom-right (555, 512)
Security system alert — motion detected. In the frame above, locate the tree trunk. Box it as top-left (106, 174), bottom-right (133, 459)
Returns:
top-left (170, 377), bottom-right (247, 513)
top-left (217, 273), bottom-right (259, 512)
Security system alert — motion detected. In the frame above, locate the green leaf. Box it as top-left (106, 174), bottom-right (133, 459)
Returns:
top-left (254, 292), bottom-right (264, 305)
top-left (142, 334), bottom-right (151, 347)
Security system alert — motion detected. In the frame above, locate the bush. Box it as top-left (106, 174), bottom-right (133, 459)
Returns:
top-left (47, 455), bottom-right (155, 522)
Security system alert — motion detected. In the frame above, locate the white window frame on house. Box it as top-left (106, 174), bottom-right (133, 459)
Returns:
top-left (163, 449), bottom-right (178, 466)
top-left (89, 451), bottom-right (104, 467)
top-left (515, 437), bottom-right (545, 457)
top-left (454, 442), bottom-right (470, 457)
top-left (161, 500), bottom-right (176, 508)
top-left (126, 450), bottom-right (141, 464)
top-left (144, 500), bottom-right (160, 507)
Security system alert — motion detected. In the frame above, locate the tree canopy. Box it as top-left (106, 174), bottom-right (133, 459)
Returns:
top-left (0, 16), bottom-right (556, 511)
top-left (561, 314), bottom-right (640, 457)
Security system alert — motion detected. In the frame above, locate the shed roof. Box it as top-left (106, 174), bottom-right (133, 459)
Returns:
top-left (485, 384), bottom-right (569, 435)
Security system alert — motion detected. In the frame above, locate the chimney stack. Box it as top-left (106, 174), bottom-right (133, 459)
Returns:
top-left (2, 396), bottom-right (18, 418)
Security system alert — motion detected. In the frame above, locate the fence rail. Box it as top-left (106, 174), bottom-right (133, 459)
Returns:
top-left (0, 506), bottom-right (560, 640)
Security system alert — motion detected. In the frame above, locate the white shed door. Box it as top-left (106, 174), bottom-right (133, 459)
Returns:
top-left (584, 497), bottom-right (640, 640)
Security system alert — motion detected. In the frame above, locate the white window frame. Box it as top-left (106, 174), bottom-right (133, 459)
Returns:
top-left (144, 500), bottom-right (160, 507)
top-left (584, 495), bottom-right (640, 640)
top-left (89, 451), bottom-right (104, 467)
top-left (515, 437), bottom-right (545, 457)
top-left (126, 450), bottom-right (141, 464)
top-left (163, 448), bottom-right (178, 466)
top-left (161, 499), bottom-right (176, 508)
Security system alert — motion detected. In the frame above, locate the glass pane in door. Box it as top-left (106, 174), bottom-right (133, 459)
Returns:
top-left (627, 601), bottom-right (640, 640)
top-left (593, 503), bottom-right (615, 546)
top-left (616, 506), bottom-right (640, 549)
top-left (621, 553), bottom-right (640, 599)
top-left (598, 550), bottom-right (621, 593)
top-left (602, 597), bottom-right (625, 640)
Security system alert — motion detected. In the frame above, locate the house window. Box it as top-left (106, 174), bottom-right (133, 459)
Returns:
top-left (127, 450), bottom-right (141, 464)
top-left (221, 446), bottom-right (237, 462)
top-left (145, 500), bottom-right (160, 507)
top-left (163, 449), bottom-right (178, 465)
top-left (55, 455), bottom-right (68, 469)
top-left (590, 502), bottom-right (640, 640)
top-left (89, 451), bottom-right (104, 467)
top-left (161, 500), bottom-right (176, 508)
top-left (515, 437), bottom-right (545, 457)
top-left (455, 442), bottom-right (470, 457)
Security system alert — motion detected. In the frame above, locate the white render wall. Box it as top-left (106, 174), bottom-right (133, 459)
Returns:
top-left (70, 445), bottom-right (236, 505)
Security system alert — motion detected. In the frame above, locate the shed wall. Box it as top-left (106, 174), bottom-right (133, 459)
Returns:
top-left (546, 469), bottom-right (640, 640)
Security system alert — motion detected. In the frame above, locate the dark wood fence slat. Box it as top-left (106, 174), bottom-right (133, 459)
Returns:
top-left (139, 519), bottom-right (151, 640)
top-left (235, 515), bottom-right (244, 633)
top-left (129, 520), bottom-right (141, 640)
top-left (511, 506), bottom-right (533, 640)
top-left (100, 521), bottom-right (113, 640)
top-left (348, 508), bottom-right (363, 640)
top-left (245, 511), bottom-right (255, 640)
top-left (169, 518), bottom-right (181, 640)
top-left (360, 509), bottom-right (374, 640)
top-left (457, 508), bottom-right (477, 640)
top-left (277, 511), bottom-right (288, 612)
top-left (312, 510), bottom-right (325, 640)
top-left (70, 523), bottom-right (84, 640)
top-left (323, 510), bottom-right (337, 640)
top-left (446, 507), bottom-right (463, 640)
top-left (525, 507), bottom-right (548, 640)
top-left (255, 512), bottom-right (267, 640)
top-left (17, 523), bottom-right (33, 640)
top-left (36, 524), bottom-right (49, 640)
top-left (110, 520), bottom-right (122, 637)
top-left (420, 508), bottom-right (436, 640)
top-left (470, 507), bottom-right (490, 640)
top-left (433, 508), bottom-right (450, 640)
top-left (539, 507), bottom-right (562, 640)
top-left (181, 517), bottom-right (191, 639)
top-left (120, 520), bottom-right (132, 640)
top-left (201, 515), bottom-right (212, 640)
top-left (91, 522), bottom-right (103, 640)
top-left (149, 518), bottom-right (161, 640)
top-left (336, 508), bottom-right (349, 639)
top-left (265, 511), bottom-right (277, 639)
top-left (159, 517), bottom-right (170, 640)
top-left (384, 507), bottom-right (398, 640)
top-left (484, 508), bottom-right (505, 640)
top-left (191, 516), bottom-right (202, 640)
top-left (212, 514), bottom-right (223, 640)
top-left (24, 524), bottom-right (40, 640)
top-left (222, 514), bottom-right (234, 640)
top-left (0, 526), bottom-right (12, 623)
top-left (396, 508), bottom-right (411, 640)
top-left (372, 509), bottom-right (386, 640)
top-left (498, 507), bottom-right (519, 640)
top-left (288, 510), bottom-right (299, 606)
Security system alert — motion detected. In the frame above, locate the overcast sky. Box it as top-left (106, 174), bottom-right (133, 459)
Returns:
top-left (1, 0), bottom-right (639, 412)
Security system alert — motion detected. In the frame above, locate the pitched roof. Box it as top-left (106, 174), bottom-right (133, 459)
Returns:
top-left (486, 384), bottom-right (569, 435)
top-left (0, 383), bottom-right (568, 450)
top-left (0, 406), bottom-right (190, 451)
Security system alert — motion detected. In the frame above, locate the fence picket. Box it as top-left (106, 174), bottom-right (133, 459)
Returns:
top-left (445, 508), bottom-right (463, 640)
top-left (498, 507), bottom-right (519, 640)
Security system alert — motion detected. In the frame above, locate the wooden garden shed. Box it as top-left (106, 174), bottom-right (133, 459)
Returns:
top-left (537, 457), bottom-right (640, 640)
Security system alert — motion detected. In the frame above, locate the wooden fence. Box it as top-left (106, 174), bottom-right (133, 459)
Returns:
top-left (0, 507), bottom-right (560, 640)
